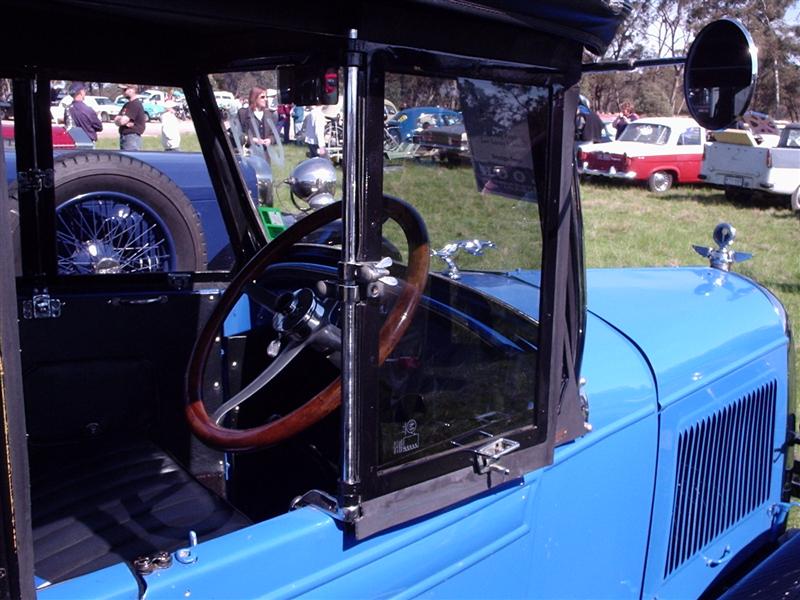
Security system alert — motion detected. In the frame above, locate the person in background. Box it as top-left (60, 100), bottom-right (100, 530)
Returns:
top-left (612, 101), bottom-right (639, 139)
top-left (114, 84), bottom-right (147, 150)
top-left (66, 82), bottom-right (103, 146)
top-left (237, 86), bottom-right (278, 162)
top-left (160, 101), bottom-right (181, 151)
top-left (277, 102), bottom-right (292, 143)
top-left (292, 105), bottom-right (306, 142)
top-left (302, 105), bottom-right (327, 157)
top-left (576, 104), bottom-right (606, 143)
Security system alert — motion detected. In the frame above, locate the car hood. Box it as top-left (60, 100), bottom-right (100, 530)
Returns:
top-left (460, 267), bottom-right (787, 413)
top-left (585, 267), bottom-right (787, 408)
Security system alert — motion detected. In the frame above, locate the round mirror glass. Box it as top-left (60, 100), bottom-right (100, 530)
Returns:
top-left (684, 19), bottom-right (757, 130)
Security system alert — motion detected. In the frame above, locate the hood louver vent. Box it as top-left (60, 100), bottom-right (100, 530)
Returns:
top-left (664, 380), bottom-right (777, 578)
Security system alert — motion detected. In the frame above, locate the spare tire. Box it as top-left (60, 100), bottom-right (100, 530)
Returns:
top-left (11, 152), bottom-right (206, 275)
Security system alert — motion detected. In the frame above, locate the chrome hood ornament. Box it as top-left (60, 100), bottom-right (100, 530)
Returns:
top-left (431, 239), bottom-right (496, 279)
top-left (285, 157), bottom-right (337, 210)
top-left (692, 222), bottom-right (752, 271)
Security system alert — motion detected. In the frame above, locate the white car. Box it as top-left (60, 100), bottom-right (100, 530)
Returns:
top-left (577, 116), bottom-right (706, 192)
top-left (84, 96), bottom-right (120, 122)
top-left (213, 91), bottom-right (240, 114)
top-left (700, 124), bottom-right (800, 211)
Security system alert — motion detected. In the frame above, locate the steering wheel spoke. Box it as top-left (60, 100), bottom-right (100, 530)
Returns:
top-left (212, 336), bottom-right (305, 425)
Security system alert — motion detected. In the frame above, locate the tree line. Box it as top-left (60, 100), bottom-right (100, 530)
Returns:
top-left (582, 0), bottom-right (800, 121)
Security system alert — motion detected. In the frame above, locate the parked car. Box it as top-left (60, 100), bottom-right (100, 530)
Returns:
top-left (213, 90), bottom-right (241, 114)
top-left (2, 122), bottom-right (90, 149)
top-left (415, 122), bottom-right (469, 163)
top-left (699, 123), bottom-right (800, 212)
top-left (114, 94), bottom-right (168, 121)
top-left (83, 95), bottom-right (121, 122)
top-left (578, 116), bottom-right (706, 192)
top-left (2, 5), bottom-right (795, 600)
top-left (385, 106), bottom-right (463, 142)
top-left (3, 122), bottom-right (262, 272)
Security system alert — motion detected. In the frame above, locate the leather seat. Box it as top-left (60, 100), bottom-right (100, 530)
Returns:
top-left (29, 437), bottom-right (250, 584)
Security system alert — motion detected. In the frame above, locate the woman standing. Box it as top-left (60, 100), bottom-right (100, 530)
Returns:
top-left (237, 86), bottom-right (279, 161)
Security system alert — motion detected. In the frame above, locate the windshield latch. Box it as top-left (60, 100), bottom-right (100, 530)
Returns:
top-left (339, 257), bottom-right (398, 301)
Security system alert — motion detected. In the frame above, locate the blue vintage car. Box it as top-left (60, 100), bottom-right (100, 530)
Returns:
top-left (4, 145), bottom-right (262, 273)
top-left (385, 106), bottom-right (463, 142)
top-left (1, 3), bottom-right (795, 600)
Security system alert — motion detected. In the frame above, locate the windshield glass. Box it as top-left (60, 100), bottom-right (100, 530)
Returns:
top-left (618, 122), bottom-right (670, 144)
top-left (378, 73), bottom-right (547, 471)
top-left (383, 75), bottom-right (545, 274)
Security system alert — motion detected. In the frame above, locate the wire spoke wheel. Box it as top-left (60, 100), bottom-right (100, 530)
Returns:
top-left (56, 192), bottom-right (176, 274)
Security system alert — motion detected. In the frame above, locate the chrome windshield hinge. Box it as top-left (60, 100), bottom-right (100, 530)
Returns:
top-left (22, 291), bottom-right (62, 320)
top-left (472, 437), bottom-right (520, 475)
top-left (18, 168), bottom-right (54, 193)
top-left (290, 489), bottom-right (360, 523)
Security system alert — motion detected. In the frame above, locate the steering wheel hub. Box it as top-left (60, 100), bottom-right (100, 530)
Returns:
top-left (273, 288), bottom-right (327, 338)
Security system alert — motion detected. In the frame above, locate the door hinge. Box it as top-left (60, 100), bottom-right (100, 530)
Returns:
top-left (22, 291), bottom-right (62, 319)
top-left (18, 168), bottom-right (54, 193)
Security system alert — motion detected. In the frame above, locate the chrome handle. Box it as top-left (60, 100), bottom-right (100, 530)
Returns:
top-left (704, 545), bottom-right (731, 567)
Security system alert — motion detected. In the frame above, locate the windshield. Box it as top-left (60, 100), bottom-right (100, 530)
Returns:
top-left (618, 122), bottom-right (671, 144)
top-left (378, 73), bottom-right (547, 470)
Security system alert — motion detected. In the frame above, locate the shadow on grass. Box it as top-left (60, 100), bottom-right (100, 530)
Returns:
top-left (654, 188), bottom-right (798, 217)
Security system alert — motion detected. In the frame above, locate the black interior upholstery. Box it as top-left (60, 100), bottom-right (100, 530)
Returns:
top-left (29, 437), bottom-right (250, 584)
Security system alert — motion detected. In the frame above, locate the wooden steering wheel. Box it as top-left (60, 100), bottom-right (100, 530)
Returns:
top-left (186, 197), bottom-right (429, 451)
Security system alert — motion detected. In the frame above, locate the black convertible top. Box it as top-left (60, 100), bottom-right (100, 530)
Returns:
top-left (3, 0), bottom-right (630, 77)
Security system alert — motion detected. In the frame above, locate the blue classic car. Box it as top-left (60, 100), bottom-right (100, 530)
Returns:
top-left (385, 106), bottom-right (463, 142)
top-left (0, 3), bottom-right (795, 600)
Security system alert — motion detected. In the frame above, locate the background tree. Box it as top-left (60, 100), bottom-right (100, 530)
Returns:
top-left (582, 0), bottom-right (799, 120)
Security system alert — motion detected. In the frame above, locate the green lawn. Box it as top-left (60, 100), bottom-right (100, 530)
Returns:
top-left (106, 135), bottom-right (800, 427)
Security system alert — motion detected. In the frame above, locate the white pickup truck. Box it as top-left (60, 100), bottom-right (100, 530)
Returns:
top-left (699, 124), bottom-right (800, 211)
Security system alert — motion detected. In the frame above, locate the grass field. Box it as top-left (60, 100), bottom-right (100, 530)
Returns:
top-left (101, 133), bottom-right (799, 414)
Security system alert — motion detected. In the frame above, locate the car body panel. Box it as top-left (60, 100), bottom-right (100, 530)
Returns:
top-left (586, 267), bottom-right (788, 408)
top-left (644, 346), bottom-right (789, 599)
top-left (40, 296), bottom-right (658, 599)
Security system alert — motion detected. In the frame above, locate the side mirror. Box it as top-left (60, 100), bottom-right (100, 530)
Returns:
top-left (278, 66), bottom-right (339, 106)
top-left (684, 18), bottom-right (757, 130)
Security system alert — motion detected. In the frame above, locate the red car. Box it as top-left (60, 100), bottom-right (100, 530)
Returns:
top-left (2, 122), bottom-right (92, 149)
top-left (577, 117), bottom-right (705, 192)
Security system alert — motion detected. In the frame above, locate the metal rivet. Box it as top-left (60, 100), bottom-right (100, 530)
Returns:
top-left (231, 361), bottom-right (238, 368)
top-left (213, 381), bottom-right (221, 390)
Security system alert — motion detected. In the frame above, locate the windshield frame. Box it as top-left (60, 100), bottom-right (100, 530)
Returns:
top-left (347, 38), bottom-right (586, 537)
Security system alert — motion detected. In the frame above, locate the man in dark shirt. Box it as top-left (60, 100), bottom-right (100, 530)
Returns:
top-left (114, 84), bottom-right (147, 150)
top-left (67, 82), bottom-right (103, 145)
